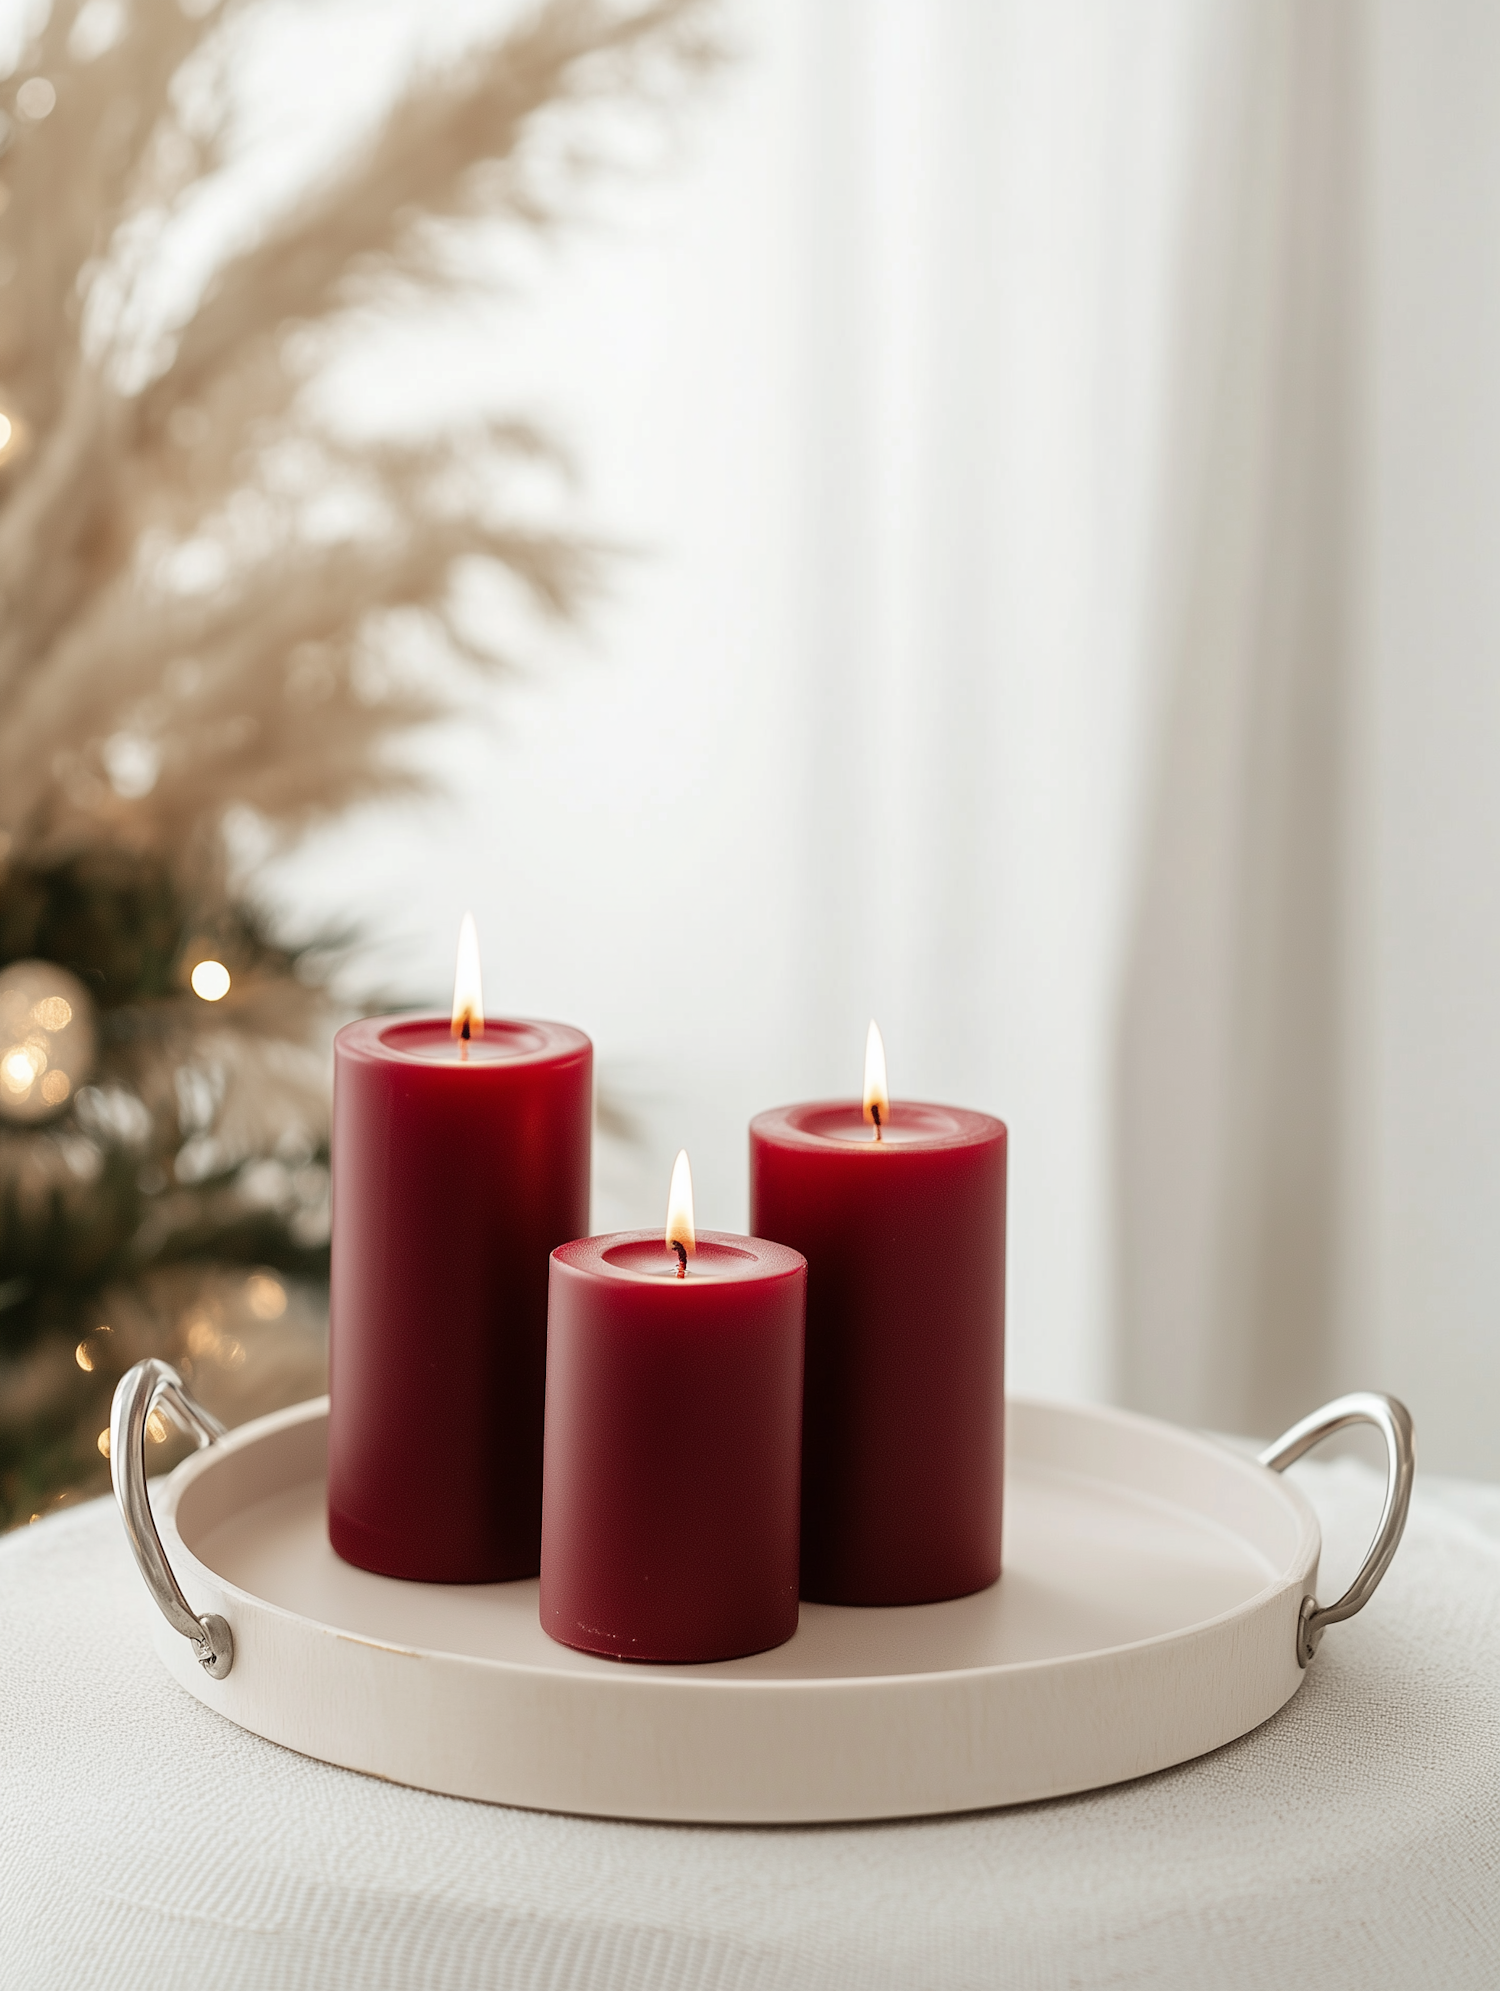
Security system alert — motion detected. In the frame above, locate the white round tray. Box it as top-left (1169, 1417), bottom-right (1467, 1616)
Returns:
top-left (107, 1380), bottom-right (1410, 1823)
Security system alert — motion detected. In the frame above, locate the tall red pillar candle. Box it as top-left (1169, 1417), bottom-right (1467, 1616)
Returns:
top-left (540, 1169), bottom-right (805, 1661)
top-left (750, 1076), bottom-right (1006, 1606)
top-left (328, 1012), bottom-right (591, 1582)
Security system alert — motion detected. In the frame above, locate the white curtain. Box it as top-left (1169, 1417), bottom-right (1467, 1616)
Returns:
top-left (1115, 0), bottom-right (1365, 1442)
top-left (1119, 0), bottom-right (1500, 1471)
top-left (275, 0), bottom-right (1500, 1471)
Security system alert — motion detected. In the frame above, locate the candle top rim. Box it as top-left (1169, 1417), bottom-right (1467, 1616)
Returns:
top-left (554, 1228), bottom-right (806, 1285)
top-left (750, 1099), bottom-right (1005, 1152)
top-left (336, 1014), bottom-right (592, 1069)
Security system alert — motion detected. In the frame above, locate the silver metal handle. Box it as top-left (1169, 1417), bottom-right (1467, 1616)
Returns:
top-left (1259, 1391), bottom-right (1416, 1667)
top-left (110, 1358), bottom-right (234, 1679)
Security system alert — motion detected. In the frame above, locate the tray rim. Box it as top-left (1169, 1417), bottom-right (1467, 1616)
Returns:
top-left (140, 1393), bottom-right (1323, 1821)
top-left (154, 1394), bottom-right (1320, 1686)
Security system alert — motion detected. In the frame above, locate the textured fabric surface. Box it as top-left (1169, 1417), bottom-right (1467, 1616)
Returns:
top-left (2, 1458), bottom-right (1498, 1990)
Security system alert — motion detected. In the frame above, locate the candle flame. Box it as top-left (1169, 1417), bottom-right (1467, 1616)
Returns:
top-left (451, 911), bottom-right (484, 1043)
top-left (863, 1018), bottom-right (889, 1133)
top-left (666, 1148), bottom-right (696, 1274)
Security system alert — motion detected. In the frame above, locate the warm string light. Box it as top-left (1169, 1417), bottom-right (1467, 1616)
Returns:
top-left (0, 965), bottom-right (95, 1120)
top-left (191, 959), bottom-right (231, 1002)
top-left (665, 1149), bottom-right (696, 1277)
top-left (96, 1406), bottom-right (169, 1460)
top-left (0, 1043), bottom-right (42, 1096)
top-left (185, 1309), bottom-right (244, 1368)
top-left (246, 1271), bottom-right (286, 1319)
top-left (76, 1323), bottom-right (110, 1373)
top-left (451, 911), bottom-right (484, 1058)
top-left (863, 1019), bottom-right (889, 1141)
top-left (0, 406), bottom-right (27, 466)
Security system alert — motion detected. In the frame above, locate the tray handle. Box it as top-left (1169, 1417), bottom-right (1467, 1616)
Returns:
top-left (110, 1358), bottom-right (234, 1680)
top-left (1259, 1391), bottom-right (1415, 1667)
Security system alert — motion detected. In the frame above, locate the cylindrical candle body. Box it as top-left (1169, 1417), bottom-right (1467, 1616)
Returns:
top-left (541, 1230), bottom-right (806, 1662)
top-left (749, 1102), bottom-right (1006, 1606)
top-left (329, 1016), bottom-right (591, 1583)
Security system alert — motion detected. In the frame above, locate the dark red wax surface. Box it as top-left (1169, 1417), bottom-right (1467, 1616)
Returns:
top-left (540, 1229), bottom-right (806, 1663)
top-left (750, 1100), bottom-right (1006, 1606)
top-left (328, 1015), bottom-right (591, 1583)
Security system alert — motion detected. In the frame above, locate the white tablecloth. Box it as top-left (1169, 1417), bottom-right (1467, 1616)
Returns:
top-left (3, 1457), bottom-right (1499, 1990)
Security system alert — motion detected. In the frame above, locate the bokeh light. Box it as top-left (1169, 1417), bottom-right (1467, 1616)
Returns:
top-left (190, 960), bottom-right (231, 1001)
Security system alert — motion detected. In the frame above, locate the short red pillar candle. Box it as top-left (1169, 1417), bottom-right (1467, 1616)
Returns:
top-left (328, 982), bottom-right (591, 1584)
top-left (540, 1167), bottom-right (805, 1662)
top-left (750, 1048), bottom-right (1006, 1606)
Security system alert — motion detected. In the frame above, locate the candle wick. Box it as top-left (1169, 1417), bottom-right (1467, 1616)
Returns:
top-left (672, 1241), bottom-right (688, 1279)
top-left (459, 1014), bottom-right (471, 1063)
top-left (871, 1102), bottom-right (883, 1144)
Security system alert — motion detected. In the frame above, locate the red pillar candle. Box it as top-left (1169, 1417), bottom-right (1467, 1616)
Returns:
top-left (328, 919), bottom-right (591, 1583)
top-left (749, 1026), bottom-right (1006, 1606)
top-left (540, 1154), bottom-right (806, 1662)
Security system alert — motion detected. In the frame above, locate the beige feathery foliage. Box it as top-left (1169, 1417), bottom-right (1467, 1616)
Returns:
top-left (0, 0), bottom-right (716, 866)
top-left (0, 0), bottom-right (718, 1523)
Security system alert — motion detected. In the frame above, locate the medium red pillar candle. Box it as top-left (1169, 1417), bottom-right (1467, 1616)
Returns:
top-left (749, 1027), bottom-right (1006, 1606)
top-left (541, 1155), bottom-right (806, 1662)
top-left (328, 921), bottom-right (591, 1583)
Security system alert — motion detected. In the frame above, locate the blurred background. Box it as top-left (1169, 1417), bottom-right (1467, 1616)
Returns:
top-left (3, 0), bottom-right (1499, 1522)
